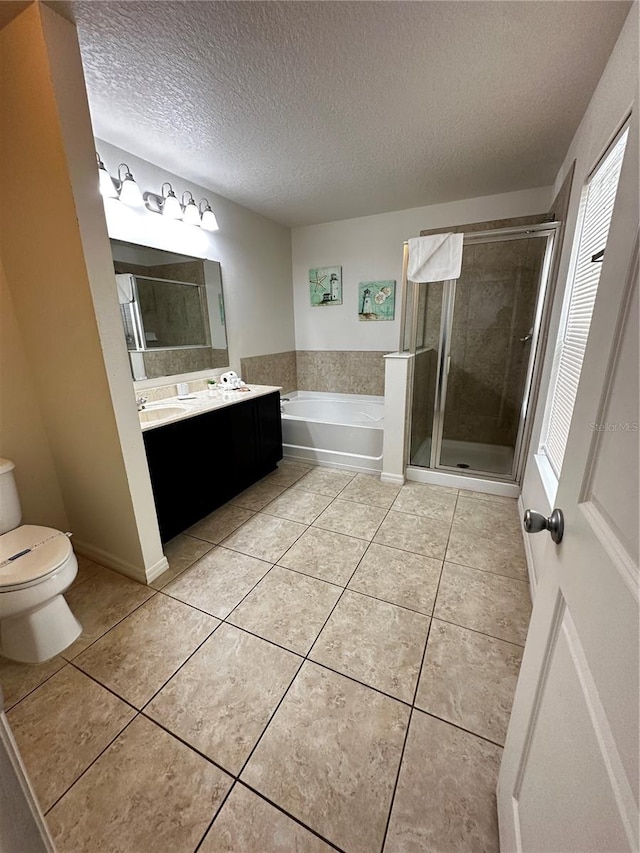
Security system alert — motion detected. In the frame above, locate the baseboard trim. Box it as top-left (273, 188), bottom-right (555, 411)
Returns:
top-left (518, 494), bottom-right (537, 600)
top-left (72, 539), bottom-right (168, 586)
top-left (144, 555), bottom-right (171, 584)
top-left (380, 472), bottom-right (406, 485)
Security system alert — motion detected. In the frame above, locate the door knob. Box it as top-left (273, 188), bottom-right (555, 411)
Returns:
top-left (523, 508), bottom-right (564, 544)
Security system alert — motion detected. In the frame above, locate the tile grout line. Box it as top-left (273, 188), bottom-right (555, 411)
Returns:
top-left (43, 712), bottom-right (141, 817)
top-left (22, 468), bottom-right (520, 847)
top-left (379, 488), bottom-right (459, 852)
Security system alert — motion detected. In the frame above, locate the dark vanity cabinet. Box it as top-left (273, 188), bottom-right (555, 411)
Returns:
top-left (143, 391), bottom-right (282, 542)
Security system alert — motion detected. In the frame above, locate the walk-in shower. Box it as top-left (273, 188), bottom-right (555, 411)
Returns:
top-left (402, 223), bottom-right (558, 482)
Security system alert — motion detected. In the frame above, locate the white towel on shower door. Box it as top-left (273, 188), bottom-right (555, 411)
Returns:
top-left (407, 233), bottom-right (464, 282)
top-left (115, 273), bottom-right (135, 304)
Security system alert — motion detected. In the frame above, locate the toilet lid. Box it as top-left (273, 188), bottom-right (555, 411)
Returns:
top-left (0, 526), bottom-right (73, 588)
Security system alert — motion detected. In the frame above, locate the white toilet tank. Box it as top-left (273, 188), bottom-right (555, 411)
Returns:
top-left (0, 458), bottom-right (22, 535)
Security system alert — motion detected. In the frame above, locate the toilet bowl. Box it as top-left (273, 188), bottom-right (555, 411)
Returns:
top-left (0, 459), bottom-right (81, 664)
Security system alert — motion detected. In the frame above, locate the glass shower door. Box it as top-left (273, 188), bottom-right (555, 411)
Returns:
top-left (436, 235), bottom-right (549, 476)
top-left (409, 282), bottom-right (443, 467)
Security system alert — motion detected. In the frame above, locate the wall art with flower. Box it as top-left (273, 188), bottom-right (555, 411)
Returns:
top-left (358, 280), bottom-right (396, 321)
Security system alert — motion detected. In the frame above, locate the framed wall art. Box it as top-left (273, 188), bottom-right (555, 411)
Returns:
top-left (358, 280), bottom-right (395, 320)
top-left (309, 266), bottom-right (342, 306)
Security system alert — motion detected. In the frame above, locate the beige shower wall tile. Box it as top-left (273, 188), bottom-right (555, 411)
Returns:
top-left (8, 666), bottom-right (135, 812)
top-left (241, 351), bottom-right (297, 394)
top-left (47, 715), bottom-right (232, 853)
top-left (295, 350), bottom-right (388, 395)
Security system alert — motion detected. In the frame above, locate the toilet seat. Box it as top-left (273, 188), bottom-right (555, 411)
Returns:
top-left (0, 525), bottom-right (73, 591)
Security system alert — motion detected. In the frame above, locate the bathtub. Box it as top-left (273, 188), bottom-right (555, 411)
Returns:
top-left (281, 391), bottom-right (384, 473)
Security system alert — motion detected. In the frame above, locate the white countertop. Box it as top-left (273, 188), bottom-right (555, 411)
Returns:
top-left (139, 384), bottom-right (282, 432)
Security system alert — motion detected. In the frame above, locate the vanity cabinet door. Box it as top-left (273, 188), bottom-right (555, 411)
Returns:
top-left (143, 392), bottom-right (283, 543)
top-left (255, 392), bottom-right (283, 470)
top-left (143, 414), bottom-right (213, 542)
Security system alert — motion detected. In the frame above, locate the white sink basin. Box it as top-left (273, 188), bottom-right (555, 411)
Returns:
top-left (139, 403), bottom-right (189, 424)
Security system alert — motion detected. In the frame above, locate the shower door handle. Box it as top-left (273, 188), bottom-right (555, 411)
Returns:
top-left (523, 508), bottom-right (564, 544)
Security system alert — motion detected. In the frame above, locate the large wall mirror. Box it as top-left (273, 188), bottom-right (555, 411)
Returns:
top-left (110, 240), bottom-right (229, 380)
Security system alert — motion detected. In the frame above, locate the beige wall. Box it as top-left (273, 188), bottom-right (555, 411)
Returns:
top-left (0, 261), bottom-right (68, 530)
top-left (0, 4), bottom-right (166, 581)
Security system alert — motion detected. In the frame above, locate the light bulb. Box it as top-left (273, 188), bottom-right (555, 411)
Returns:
top-left (117, 164), bottom-right (144, 207)
top-left (162, 183), bottom-right (182, 219)
top-left (201, 207), bottom-right (219, 232)
top-left (97, 154), bottom-right (117, 198)
top-left (183, 200), bottom-right (200, 226)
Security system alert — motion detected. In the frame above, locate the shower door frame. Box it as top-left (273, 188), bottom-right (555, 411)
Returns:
top-left (406, 222), bottom-right (559, 483)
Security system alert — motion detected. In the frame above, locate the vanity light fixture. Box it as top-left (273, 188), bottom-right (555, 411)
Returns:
top-left (96, 152), bottom-right (118, 198)
top-left (182, 191), bottom-right (201, 226)
top-left (161, 182), bottom-right (183, 219)
top-left (117, 164), bottom-right (144, 207)
top-left (199, 198), bottom-right (220, 232)
top-left (97, 155), bottom-right (221, 231)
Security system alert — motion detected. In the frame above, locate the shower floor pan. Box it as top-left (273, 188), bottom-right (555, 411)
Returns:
top-left (411, 438), bottom-right (514, 477)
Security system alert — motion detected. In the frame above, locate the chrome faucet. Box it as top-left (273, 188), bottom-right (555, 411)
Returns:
top-left (136, 396), bottom-right (147, 411)
top-left (280, 397), bottom-right (290, 413)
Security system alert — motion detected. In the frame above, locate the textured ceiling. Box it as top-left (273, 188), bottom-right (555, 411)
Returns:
top-left (69, 0), bottom-right (631, 226)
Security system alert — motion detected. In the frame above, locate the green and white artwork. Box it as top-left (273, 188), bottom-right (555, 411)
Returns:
top-left (309, 266), bottom-right (342, 306)
top-left (358, 280), bottom-right (396, 321)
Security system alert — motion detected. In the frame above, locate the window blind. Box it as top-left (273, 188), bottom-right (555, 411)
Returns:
top-left (541, 126), bottom-right (629, 477)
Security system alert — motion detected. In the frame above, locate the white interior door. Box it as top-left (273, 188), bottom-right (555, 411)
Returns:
top-left (497, 147), bottom-right (639, 848)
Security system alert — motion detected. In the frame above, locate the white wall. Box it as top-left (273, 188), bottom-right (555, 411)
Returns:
top-left (292, 186), bottom-right (552, 351)
top-left (521, 2), bottom-right (638, 586)
top-left (97, 140), bottom-right (294, 370)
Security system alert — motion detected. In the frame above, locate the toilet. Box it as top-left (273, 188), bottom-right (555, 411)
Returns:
top-left (0, 458), bottom-right (81, 664)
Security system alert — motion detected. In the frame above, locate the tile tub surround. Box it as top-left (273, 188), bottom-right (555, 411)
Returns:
top-left (241, 350), bottom-right (298, 395)
top-left (3, 466), bottom-right (531, 852)
top-left (241, 349), bottom-right (390, 398)
top-left (296, 350), bottom-right (390, 396)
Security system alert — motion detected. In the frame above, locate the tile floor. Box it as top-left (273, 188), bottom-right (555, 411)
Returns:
top-left (1, 461), bottom-right (532, 853)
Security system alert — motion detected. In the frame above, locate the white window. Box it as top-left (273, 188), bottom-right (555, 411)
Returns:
top-left (540, 124), bottom-right (629, 478)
